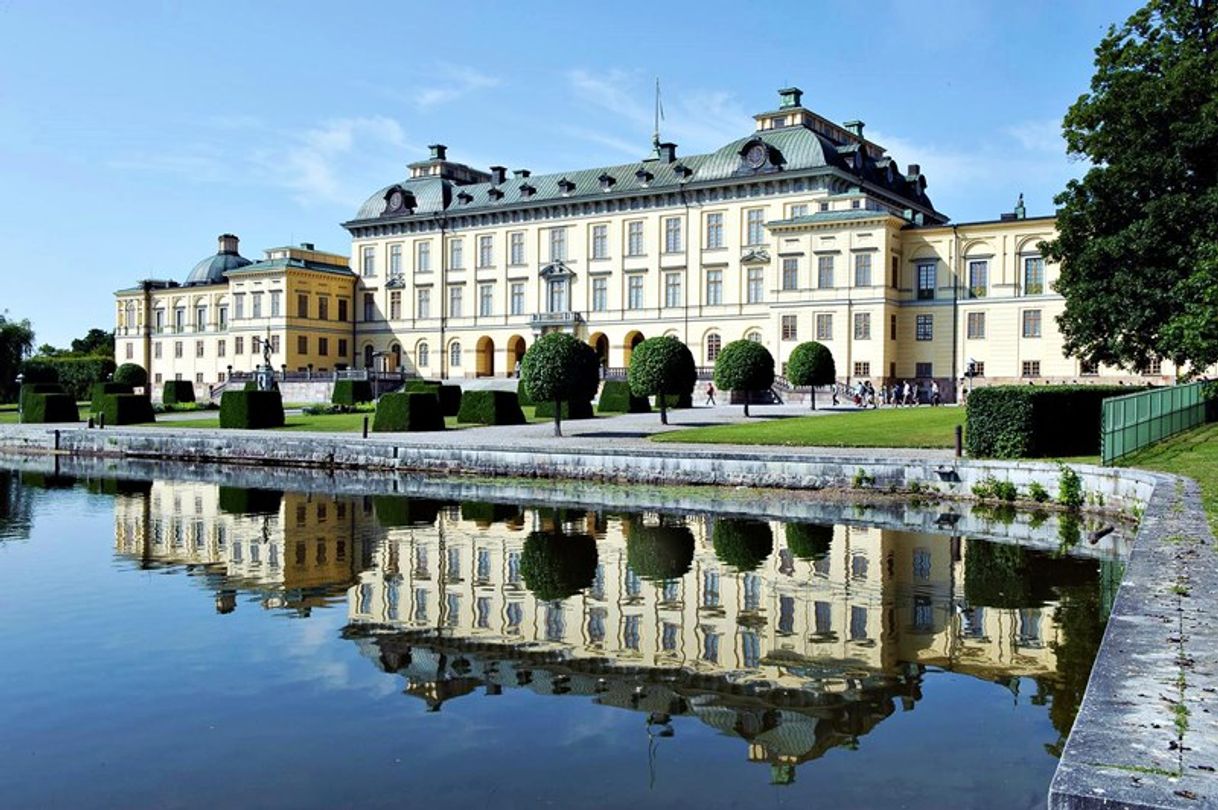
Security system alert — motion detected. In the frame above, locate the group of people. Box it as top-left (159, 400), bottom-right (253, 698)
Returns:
top-left (831, 379), bottom-right (942, 408)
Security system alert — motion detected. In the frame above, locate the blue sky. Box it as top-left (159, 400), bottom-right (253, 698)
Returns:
top-left (0, 0), bottom-right (1141, 348)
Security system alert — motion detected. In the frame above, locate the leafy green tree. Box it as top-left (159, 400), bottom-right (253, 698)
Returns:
top-left (520, 332), bottom-right (600, 436)
top-left (71, 328), bottom-right (115, 357)
top-left (1043, 0), bottom-right (1218, 374)
top-left (785, 341), bottom-right (836, 410)
top-left (113, 363), bottom-right (148, 388)
top-left (519, 531), bottom-right (598, 601)
top-left (627, 336), bottom-right (696, 425)
top-left (625, 518), bottom-right (695, 581)
top-left (712, 518), bottom-right (774, 572)
top-left (0, 313), bottom-right (35, 403)
top-left (712, 339), bottom-right (775, 417)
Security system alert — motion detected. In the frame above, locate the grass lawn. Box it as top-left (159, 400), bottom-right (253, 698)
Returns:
top-left (142, 405), bottom-right (555, 432)
top-left (1120, 422), bottom-right (1218, 531)
top-left (652, 406), bottom-right (964, 448)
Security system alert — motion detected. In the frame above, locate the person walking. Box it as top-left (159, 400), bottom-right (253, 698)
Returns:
top-left (931, 380), bottom-right (941, 407)
top-left (902, 380), bottom-right (912, 406)
top-left (705, 382), bottom-right (716, 406)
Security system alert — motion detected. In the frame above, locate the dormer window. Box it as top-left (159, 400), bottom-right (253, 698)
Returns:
top-left (456, 191), bottom-right (473, 205)
top-left (382, 186), bottom-right (416, 215)
top-left (635, 168), bottom-right (653, 186)
top-left (488, 187), bottom-right (504, 201)
top-left (598, 173), bottom-right (616, 191)
top-left (520, 183), bottom-right (536, 198)
top-left (672, 162), bottom-right (692, 179)
top-left (558, 178), bottom-right (575, 196)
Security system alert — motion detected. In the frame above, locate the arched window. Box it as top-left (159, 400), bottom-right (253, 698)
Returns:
top-left (706, 333), bottom-right (722, 363)
top-left (449, 341), bottom-right (461, 368)
top-left (391, 344), bottom-right (401, 371)
top-left (746, 330), bottom-right (762, 343)
top-left (363, 345), bottom-right (374, 369)
top-left (124, 301), bottom-right (136, 329)
top-left (417, 341), bottom-right (429, 368)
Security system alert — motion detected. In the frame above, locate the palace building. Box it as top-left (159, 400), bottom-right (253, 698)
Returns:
top-left (116, 86), bottom-right (1176, 395)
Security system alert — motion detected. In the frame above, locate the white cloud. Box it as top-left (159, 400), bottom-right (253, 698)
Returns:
top-left (412, 64), bottom-right (501, 109)
top-left (1006, 118), bottom-right (1065, 154)
top-left (262, 116), bottom-right (410, 205)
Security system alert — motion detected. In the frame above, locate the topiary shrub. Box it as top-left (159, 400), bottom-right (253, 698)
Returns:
top-left (162, 380), bottom-right (196, 405)
top-left (628, 336), bottom-right (696, 425)
top-left (625, 520), bottom-right (695, 581)
top-left (520, 332), bottom-right (600, 436)
top-left (712, 518), bottom-right (774, 572)
top-left (218, 487), bottom-right (284, 516)
top-left (219, 390), bottom-right (285, 429)
top-left (516, 378), bottom-right (534, 407)
top-left (22, 356), bottom-right (115, 401)
top-left (372, 391), bottom-right (445, 432)
top-left (373, 496), bottom-right (442, 527)
top-left (403, 380), bottom-right (461, 416)
top-left (90, 382), bottom-right (133, 413)
top-left (597, 380), bottom-right (650, 414)
top-left (19, 383), bottom-right (64, 414)
top-left (520, 531), bottom-right (598, 601)
top-left (786, 341), bottom-right (836, 410)
top-left (785, 523), bottom-right (834, 560)
top-left (456, 390), bottom-right (526, 425)
top-left (713, 340), bottom-right (775, 417)
top-left (113, 363), bottom-right (148, 388)
top-left (965, 385), bottom-right (1128, 458)
top-left (331, 379), bottom-right (373, 406)
top-left (21, 393), bottom-right (80, 424)
top-left (98, 393), bottom-right (155, 425)
top-left (533, 398), bottom-right (594, 420)
top-left (459, 501), bottom-right (522, 526)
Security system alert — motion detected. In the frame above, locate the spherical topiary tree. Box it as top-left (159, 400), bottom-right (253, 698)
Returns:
top-left (712, 339), bottom-right (775, 417)
top-left (625, 519), bottom-right (695, 581)
top-left (520, 530), bottom-right (599, 602)
top-left (520, 332), bottom-right (600, 436)
top-left (113, 363), bottom-right (148, 388)
top-left (628, 336), bottom-right (696, 425)
top-left (712, 518), bottom-right (774, 572)
top-left (785, 522), bottom-right (834, 561)
top-left (785, 341), bottom-right (836, 410)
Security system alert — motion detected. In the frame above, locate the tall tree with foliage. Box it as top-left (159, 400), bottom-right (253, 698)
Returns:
top-left (0, 314), bottom-right (35, 403)
top-left (785, 341), bottom-right (836, 410)
top-left (71, 328), bottom-right (115, 357)
top-left (519, 332), bottom-right (600, 437)
top-left (628, 336), bottom-right (696, 425)
top-left (712, 339), bottom-right (775, 417)
top-left (1044, 0), bottom-right (1218, 374)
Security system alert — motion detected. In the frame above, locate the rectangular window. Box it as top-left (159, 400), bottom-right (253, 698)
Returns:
top-left (195, 340), bottom-right (204, 358)
top-left (251, 335), bottom-right (260, 355)
top-left (664, 217), bottom-right (682, 253)
top-left (268, 291), bottom-right (280, 317)
top-left (854, 361), bottom-right (870, 377)
top-left (916, 362), bottom-right (934, 378)
top-left (854, 253), bottom-right (872, 287)
top-left (891, 255), bottom-right (899, 288)
top-left (449, 238), bottom-right (463, 269)
top-left (216, 340), bottom-right (225, 358)
top-left (173, 341), bottom-right (183, 358)
top-left (547, 278), bottom-right (566, 313)
top-left (417, 288), bottom-right (430, 319)
top-left (448, 285), bottom-right (463, 318)
top-left (389, 243), bottom-right (402, 276)
top-left (969, 361), bottom-right (986, 377)
top-left (251, 294), bottom-right (262, 319)
top-left (479, 283), bottom-right (493, 317)
top-left (1080, 359), bottom-right (1099, 376)
top-left (705, 269), bottom-right (723, 305)
top-left (663, 272), bottom-right (682, 308)
top-left (746, 209), bottom-right (765, 245)
top-left (509, 232), bottom-right (524, 266)
top-left (818, 255), bottom-right (834, 288)
top-left (510, 283), bottom-right (524, 316)
top-left (781, 258), bottom-right (798, 290)
top-left (196, 372), bottom-right (204, 384)
top-left (337, 299), bottom-right (348, 322)
top-left (318, 337), bottom-right (329, 356)
top-left (1022, 360), bottom-right (1041, 377)
top-left (218, 306), bottom-right (228, 329)
top-left (270, 334), bottom-right (279, 354)
top-left (781, 314), bottom-right (797, 341)
top-left (968, 260), bottom-right (988, 298)
top-left (747, 267), bottom-right (764, 303)
top-left (816, 313), bottom-right (833, 340)
top-left (1022, 309), bottom-right (1042, 338)
top-left (337, 339), bottom-right (347, 358)
top-left (854, 312), bottom-right (871, 340)
top-left (889, 314), bottom-right (897, 341)
top-left (705, 212), bottom-right (723, 248)
top-left (592, 277), bottom-right (607, 311)
top-left (362, 245), bottom-right (375, 277)
top-left (789, 203), bottom-right (808, 218)
top-left (917, 262), bottom-right (936, 300)
top-left (389, 291), bottom-right (401, 320)
top-left (916, 314), bottom-right (933, 341)
top-left (627, 275), bottom-right (644, 310)
top-left (297, 335), bottom-right (307, 355)
top-left (967, 311), bottom-right (986, 339)
top-left (363, 292), bottom-right (375, 322)
top-left (416, 241), bottom-right (431, 273)
top-left (318, 297), bottom-right (328, 321)
top-left (1024, 256), bottom-right (1045, 295)
top-left (478, 235), bottom-right (493, 268)
top-left (234, 337), bottom-right (243, 355)
top-left (592, 224), bottom-right (608, 259)
top-left (627, 221), bottom-right (644, 256)
top-left (297, 294), bottom-right (308, 319)
top-left (195, 306), bottom-right (206, 331)
top-left (549, 228), bottom-right (566, 262)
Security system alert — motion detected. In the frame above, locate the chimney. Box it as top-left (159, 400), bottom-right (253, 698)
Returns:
top-left (657, 142), bottom-right (677, 163)
top-left (513, 169), bottom-right (530, 178)
top-left (907, 163), bottom-right (921, 178)
top-left (300, 242), bottom-right (315, 250)
top-left (778, 86), bottom-right (803, 109)
top-left (428, 144), bottom-right (447, 161)
top-left (217, 234), bottom-right (239, 255)
top-left (489, 165), bottom-right (507, 184)
top-left (844, 120), bottom-right (865, 140)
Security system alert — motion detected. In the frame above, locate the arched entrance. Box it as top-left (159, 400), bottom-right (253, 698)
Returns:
top-left (363, 345), bottom-right (374, 369)
top-left (476, 336), bottom-right (495, 377)
top-left (507, 335), bottom-right (527, 377)
top-left (623, 331), bottom-right (645, 366)
top-left (588, 332), bottom-right (609, 370)
top-left (389, 343), bottom-right (401, 372)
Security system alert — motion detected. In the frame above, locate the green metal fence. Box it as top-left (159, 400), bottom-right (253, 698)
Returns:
top-left (1100, 381), bottom-right (1206, 465)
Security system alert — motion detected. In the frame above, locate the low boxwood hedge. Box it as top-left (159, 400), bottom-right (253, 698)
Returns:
top-left (90, 382), bottom-right (133, 413)
top-left (597, 380), bottom-right (650, 414)
top-left (162, 380), bottom-right (195, 405)
top-left (965, 384), bottom-right (1129, 458)
top-left (331, 379), bottom-right (373, 406)
top-left (98, 393), bottom-right (155, 425)
top-left (219, 390), bottom-right (285, 429)
top-left (456, 390), bottom-right (526, 425)
top-left (21, 392), bottom-right (80, 424)
top-left (372, 391), bottom-right (445, 432)
top-left (534, 398), bottom-right (594, 420)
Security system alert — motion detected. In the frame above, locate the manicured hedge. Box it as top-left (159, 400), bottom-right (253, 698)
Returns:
top-left (219, 390), bottom-right (285, 429)
top-left (21, 393), bottom-right (80, 424)
top-left (21, 356), bottom-right (115, 401)
top-left (162, 380), bottom-right (196, 405)
top-left (456, 390), bottom-right (526, 425)
top-left (597, 380), bottom-right (650, 413)
top-left (785, 522), bottom-right (833, 560)
top-left (965, 384), bottom-right (1129, 458)
top-left (19, 383), bottom-right (64, 414)
top-left (331, 379), bottom-right (373, 406)
top-left (404, 380), bottom-right (462, 416)
top-left (98, 393), bottom-right (155, 425)
top-left (19, 471), bottom-right (76, 489)
top-left (520, 531), bottom-right (598, 601)
top-left (372, 391), bottom-right (445, 432)
top-left (712, 518), bottom-right (774, 572)
top-left (373, 496), bottom-right (442, 527)
top-left (534, 397), bottom-right (594, 420)
top-left (218, 487), bottom-right (284, 516)
top-left (90, 382), bottom-right (133, 413)
top-left (459, 501), bottom-right (522, 525)
top-left (516, 379), bottom-right (534, 407)
top-left (963, 539), bottom-right (1097, 609)
top-left (625, 521), bottom-right (695, 581)
top-left (113, 363), bottom-right (148, 388)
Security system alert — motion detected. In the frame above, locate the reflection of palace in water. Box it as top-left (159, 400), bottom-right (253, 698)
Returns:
top-left (109, 480), bottom-right (1104, 783)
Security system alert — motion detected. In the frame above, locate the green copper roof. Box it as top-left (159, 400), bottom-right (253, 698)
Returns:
top-left (225, 257), bottom-right (354, 278)
top-left (767, 209), bottom-right (896, 227)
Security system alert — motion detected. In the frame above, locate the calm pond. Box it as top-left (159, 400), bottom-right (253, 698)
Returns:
top-left (0, 467), bottom-right (1124, 809)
